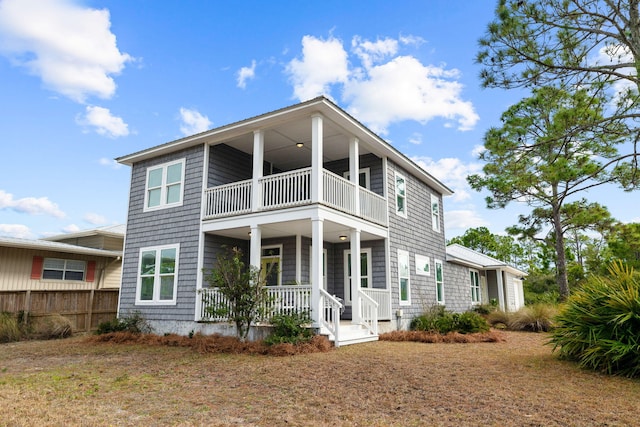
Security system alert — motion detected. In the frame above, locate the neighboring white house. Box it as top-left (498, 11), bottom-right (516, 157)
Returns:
top-left (446, 243), bottom-right (526, 312)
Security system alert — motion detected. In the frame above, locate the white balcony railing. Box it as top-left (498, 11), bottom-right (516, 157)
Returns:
top-left (202, 168), bottom-right (387, 225)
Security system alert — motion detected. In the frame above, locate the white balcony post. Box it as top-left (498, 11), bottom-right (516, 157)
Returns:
top-left (249, 225), bottom-right (262, 271)
top-left (349, 137), bottom-right (360, 216)
top-left (351, 228), bottom-right (362, 324)
top-left (310, 217), bottom-right (324, 326)
top-left (252, 130), bottom-right (264, 212)
top-left (311, 114), bottom-right (323, 204)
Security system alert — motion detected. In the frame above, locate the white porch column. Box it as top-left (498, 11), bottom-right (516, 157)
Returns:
top-left (295, 234), bottom-right (302, 284)
top-left (311, 114), bottom-right (323, 204)
top-left (252, 130), bottom-right (264, 212)
top-left (249, 225), bottom-right (262, 270)
top-left (496, 269), bottom-right (506, 311)
top-left (349, 137), bottom-right (360, 215)
top-left (350, 229), bottom-right (362, 324)
top-left (310, 217), bottom-right (324, 326)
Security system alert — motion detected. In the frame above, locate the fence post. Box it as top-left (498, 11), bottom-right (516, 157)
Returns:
top-left (87, 289), bottom-right (95, 332)
top-left (23, 290), bottom-right (31, 326)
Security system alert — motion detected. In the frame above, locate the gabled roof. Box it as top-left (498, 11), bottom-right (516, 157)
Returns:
top-left (0, 236), bottom-right (122, 258)
top-left (116, 96), bottom-right (453, 196)
top-left (42, 224), bottom-right (125, 242)
top-left (446, 243), bottom-right (527, 277)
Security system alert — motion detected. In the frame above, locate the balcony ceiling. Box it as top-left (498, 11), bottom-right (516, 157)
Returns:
top-left (219, 117), bottom-right (373, 171)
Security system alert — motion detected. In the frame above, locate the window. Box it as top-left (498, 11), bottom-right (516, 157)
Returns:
top-left (344, 248), bottom-right (372, 304)
top-left (343, 167), bottom-right (371, 189)
top-left (415, 254), bottom-right (430, 276)
top-left (144, 159), bottom-right (185, 211)
top-left (431, 194), bottom-right (440, 232)
top-left (435, 259), bottom-right (444, 304)
top-left (398, 250), bottom-right (410, 305)
top-left (137, 244), bottom-right (179, 304)
top-left (261, 245), bottom-right (282, 286)
top-left (42, 258), bottom-right (86, 281)
top-left (470, 270), bottom-right (480, 304)
top-left (395, 172), bottom-right (407, 217)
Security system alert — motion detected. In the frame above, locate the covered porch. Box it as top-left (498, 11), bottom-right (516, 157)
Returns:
top-left (196, 209), bottom-right (391, 346)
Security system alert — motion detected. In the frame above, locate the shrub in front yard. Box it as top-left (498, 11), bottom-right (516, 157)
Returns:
top-left (411, 306), bottom-right (489, 334)
top-left (507, 304), bottom-right (557, 332)
top-left (0, 312), bottom-right (21, 343)
top-left (32, 314), bottom-right (73, 339)
top-left (96, 311), bottom-right (152, 335)
top-left (550, 261), bottom-right (640, 377)
top-left (264, 311), bottom-right (314, 345)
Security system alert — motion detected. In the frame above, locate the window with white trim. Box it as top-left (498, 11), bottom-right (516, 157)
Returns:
top-left (431, 194), bottom-right (440, 232)
top-left (435, 259), bottom-right (444, 304)
top-left (144, 159), bottom-right (185, 211)
top-left (395, 172), bottom-right (407, 217)
top-left (137, 244), bottom-right (179, 304)
top-left (261, 245), bottom-right (282, 286)
top-left (470, 270), bottom-right (480, 304)
top-left (43, 258), bottom-right (86, 281)
top-left (398, 249), bottom-right (410, 305)
top-left (343, 167), bottom-right (371, 189)
top-left (344, 248), bottom-right (372, 304)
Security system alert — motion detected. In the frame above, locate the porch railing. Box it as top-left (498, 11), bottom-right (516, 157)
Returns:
top-left (202, 168), bottom-right (387, 225)
top-left (361, 287), bottom-right (391, 320)
top-left (357, 289), bottom-right (379, 336)
top-left (320, 288), bottom-right (343, 346)
top-left (198, 285), bottom-right (313, 322)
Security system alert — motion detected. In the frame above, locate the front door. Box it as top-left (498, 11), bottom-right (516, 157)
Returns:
top-left (344, 248), bottom-right (371, 305)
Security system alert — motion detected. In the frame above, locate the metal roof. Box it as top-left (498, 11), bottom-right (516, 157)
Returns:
top-left (446, 243), bottom-right (527, 276)
top-left (0, 236), bottom-right (122, 258)
top-left (42, 224), bottom-right (125, 242)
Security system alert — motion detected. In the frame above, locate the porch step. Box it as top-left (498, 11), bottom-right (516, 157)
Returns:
top-left (322, 322), bottom-right (379, 347)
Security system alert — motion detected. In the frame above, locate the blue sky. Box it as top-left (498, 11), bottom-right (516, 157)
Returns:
top-left (1, 0), bottom-right (638, 240)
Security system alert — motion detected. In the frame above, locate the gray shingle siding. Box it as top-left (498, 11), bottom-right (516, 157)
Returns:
top-left (120, 145), bottom-right (204, 322)
top-left (386, 160), bottom-right (456, 320)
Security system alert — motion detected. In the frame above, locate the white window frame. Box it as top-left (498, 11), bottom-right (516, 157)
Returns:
top-left (470, 269), bottom-right (481, 304)
top-left (42, 258), bottom-right (86, 281)
top-left (431, 194), bottom-right (440, 232)
top-left (395, 172), bottom-right (407, 218)
top-left (435, 259), bottom-right (444, 305)
top-left (398, 249), bottom-right (411, 306)
top-left (343, 167), bottom-right (371, 190)
top-left (261, 245), bottom-right (283, 286)
top-left (143, 158), bottom-right (186, 212)
top-left (415, 254), bottom-right (430, 276)
top-left (344, 248), bottom-right (372, 305)
top-left (136, 243), bottom-right (179, 305)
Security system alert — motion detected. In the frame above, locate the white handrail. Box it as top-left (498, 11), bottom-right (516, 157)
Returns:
top-left (360, 287), bottom-right (392, 320)
top-left (203, 179), bottom-right (252, 219)
top-left (319, 288), bottom-right (343, 347)
top-left (261, 168), bottom-right (312, 210)
top-left (322, 170), bottom-right (356, 213)
top-left (358, 289), bottom-right (379, 336)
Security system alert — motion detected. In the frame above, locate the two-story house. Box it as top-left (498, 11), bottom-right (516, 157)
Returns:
top-left (116, 97), bottom-right (511, 346)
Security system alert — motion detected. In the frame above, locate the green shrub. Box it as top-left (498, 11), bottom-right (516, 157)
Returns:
top-left (32, 314), bottom-right (73, 339)
top-left (550, 262), bottom-right (640, 377)
top-left (96, 311), bottom-right (152, 335)
top-left (0, 312), bottom-right (21, 343)
top-left (264, 311), bottom-right (314, 345)
top-left (486, 310), bottom-right (510, 329)
top-left (508, 304), bottom-right (557, 332)
top-left (411, 306), bottom-right (489, 334)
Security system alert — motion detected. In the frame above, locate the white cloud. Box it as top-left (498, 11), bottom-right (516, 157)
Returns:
top-left (179, 107), bottom-right (212, 136)
top-left (0, 0), bottom-right (132, 103)
top-left (344, 55), bottom-right (479, 135)
top-left (285, 35), bottom-right (349, 101)
top-left (237, 60), bottom-right (256, 89)
top-left (409, 132), bottom-right (422, 145)
top-left (62, 223), bottom-right (81, 233)
top-left (99, 157), bottom-right (122, 169)
top-left (0, 190), bottom-right (65, 218)
top-left (78, 106), bottom-right (129, 138)
top-left (0, 224), bottom-right (34, 239)
top-left (445, 209), bottom-right (488, 231)
top-left (285, 34), bottom-right (479, 135)
top-left (471, 144), bottom-right (485, 158)
top-left (412, 156), bottom-right (483, 202)
top-left (83, 213), bottom-right (107, 225)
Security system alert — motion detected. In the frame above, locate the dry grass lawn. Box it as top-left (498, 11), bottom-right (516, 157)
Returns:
top-left (1, 331), bottom-right (639, 426)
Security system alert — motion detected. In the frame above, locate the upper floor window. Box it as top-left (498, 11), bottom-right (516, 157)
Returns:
top-left (395, 172), bottom-right (407, 218)
top-left (43, 258), bottom-right (86, 281)
top-left (137, 244), bottom-right (179, 305)
top-left (431, 194), bottom-right (440, 232)
top-left (144, 159), bottom-right (185, 211)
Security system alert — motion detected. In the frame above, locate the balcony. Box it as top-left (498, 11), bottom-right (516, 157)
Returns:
top-left (203, 168), bottom-right (388, 226)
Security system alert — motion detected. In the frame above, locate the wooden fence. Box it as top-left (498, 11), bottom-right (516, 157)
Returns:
top-left (0, 289), bottom-right (119, 332)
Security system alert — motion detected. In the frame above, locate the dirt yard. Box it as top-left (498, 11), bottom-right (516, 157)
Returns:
top-left (1, 331), bottom-right (638, 426)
